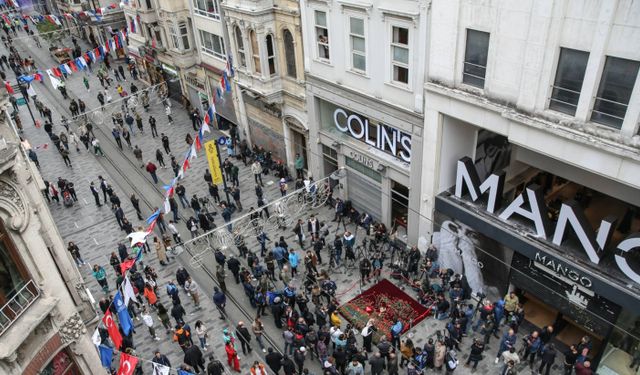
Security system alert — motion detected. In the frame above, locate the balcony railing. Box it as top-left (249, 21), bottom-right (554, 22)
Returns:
top-left (0, 280), bottom-right (40, 336)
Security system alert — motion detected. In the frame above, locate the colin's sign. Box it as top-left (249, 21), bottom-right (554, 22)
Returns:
top-left (454, 156), bottom-right (640, 285)
top-left (333, 108), bottom-right (412, 163)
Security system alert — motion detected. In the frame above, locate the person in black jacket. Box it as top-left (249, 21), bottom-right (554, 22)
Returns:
top-left (184, 342), bottom-right (205, 373)
top-left (207, 356), bottom-right (225, 375)
top-left (152, 350), bottom-right (171, 368)
top-left (265, 347), bottom-right (283, 373)
top-left (282, 355), bottom-right (296, 375)
top-left (236, 321), bottom-right (253, 354)
top-left (171, 300), bottom-right (186, 324)
top-left (465, 339), bottom-right (485, 369)
top-left (538, 343), bottom-right (557, 375)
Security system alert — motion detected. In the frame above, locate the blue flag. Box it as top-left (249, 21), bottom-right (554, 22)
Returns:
top-left (18, 75), bottom-right (34, 83)
top-left (178, 370), bottom-right (195, 375)
top-left (146, 209), bottom-right (160, 225)
top-left (98, 345), bottom-right (113, 368)
top-left (114, 291), bottom-right (133, 335)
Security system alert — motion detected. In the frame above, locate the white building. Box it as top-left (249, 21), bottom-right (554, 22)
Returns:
top-left (300, 0), bottom-right (430, 242)
top-left (423, 0), bottom-right (640, 372)
top-left (0, 91), bottom-right (102, 374)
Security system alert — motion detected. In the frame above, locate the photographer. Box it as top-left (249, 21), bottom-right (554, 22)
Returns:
top-left (436, 294), bottom-right (450, 320)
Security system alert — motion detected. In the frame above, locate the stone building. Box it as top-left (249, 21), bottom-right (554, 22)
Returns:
top-left (0, 89), bottom-right (101, 374)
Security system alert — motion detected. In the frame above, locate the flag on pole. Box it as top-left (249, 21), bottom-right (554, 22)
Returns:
top-left (117, 352), bottom-right (138, 375)
top-left (119, 258), bottom-right (136, 274)
top-left (46, 69), bottom-right (63, 89)
top-left (225, 55), bottom-right (234, 77)
top-left (146, 209), bottom-right (160, 225)
top-left (178, 370), bottom-right (196, 375)
top-left (223, 71), bottom-right (232, 91)
top-left (68, 61), bottom-right (78, 72)
top-left (91, 327), bottom-right (102, 345)
top-left (122, 276), bottom-right (137, 305)
top-left (194, 132), bottom-right (202, 152)
top-left (152, 363), bottom-right (171, 375)
top-left (18, 74), bottom-right (34, 83)
top-left (34, 72), bottom-right (43, 81)
top-left (98, 345), bottom-right (113, 369)
top-left (102, 311), bottom-right (122, 349)
top-left (114, 291), bottom-right (133, 335)
top-left (163, 198), bottom-right (171, 214)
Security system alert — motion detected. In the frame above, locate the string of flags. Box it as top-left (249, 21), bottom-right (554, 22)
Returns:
top-left (2, 2), bottom-right (121, 25)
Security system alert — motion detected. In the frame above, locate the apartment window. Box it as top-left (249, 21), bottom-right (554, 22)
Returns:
top-left (145, 0), bottom-right (152, 9)
top-left (315, 10), bottom-right (330, 60)
top-left (463, 29), bottom-right (490, 88)
top-left (234, 27), bottom-right (246, 67)
top-left (266, 34), bottom-right (276, 76)
top-left (170, 23), bottom-right (180, 50)
top-left (349, 17), bottom-right (366, 72)
top-left (283, 29), bottom-right (296, 78)
top-left (250, 30), bottom-right (261, 73)
top-left (193, 0), bottom-right (220, 19)
top-left (391, 26), bottom-right (409, 84)
top-left (591, 56), bottom-right (640, 129)
top-left (180, 22), bottom-right (190, 50)
top-left (549, 48), bottom-right (589, 115)
top-left (199, 30), bottom-right (225, 59)
top-left (0, 223), bottom-right (29, 305)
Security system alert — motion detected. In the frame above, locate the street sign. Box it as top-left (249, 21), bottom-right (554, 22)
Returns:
top-left (217, 136), bottom-right (226, 145)
top-left (16, 98), bottom-right (26, 106)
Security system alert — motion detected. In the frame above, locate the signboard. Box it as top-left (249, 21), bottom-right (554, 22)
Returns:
top-left (217, 136), bottom-right (226, 145)
top-left (332, 107), bottom-right (412, 163)
top-left (205, 140), bottom-right (223, 185)
top-left (453, 156), bottom-right (640, 286)
top-left (511, 252), bottom-right (620, 337)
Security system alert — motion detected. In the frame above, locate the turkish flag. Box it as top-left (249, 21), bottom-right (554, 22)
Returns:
top-left (117, 352), bottom-right (138, 375)
top-left (120, 258), bottom-right (136, 274)
top-left (102, 311), bottom-right (122, 349)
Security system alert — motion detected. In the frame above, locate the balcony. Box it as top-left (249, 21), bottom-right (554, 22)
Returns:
top-left (0, 280), bottom-right (40, 336)
top-left (236, 70), bottom-right (283, 104)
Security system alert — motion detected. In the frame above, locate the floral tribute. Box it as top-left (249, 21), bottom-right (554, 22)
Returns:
top-left (338, 279), bottom-right (430, 343)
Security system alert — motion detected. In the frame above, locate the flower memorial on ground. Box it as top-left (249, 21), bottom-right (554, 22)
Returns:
top-left (338, 279), bottom-right (431, 342)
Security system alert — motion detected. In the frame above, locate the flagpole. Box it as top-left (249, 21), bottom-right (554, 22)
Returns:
top-left (15, 79), bottom-right (37, 126)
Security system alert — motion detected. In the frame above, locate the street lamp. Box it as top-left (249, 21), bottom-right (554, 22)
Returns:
top-left (14, 78), bottom-right (37, 127)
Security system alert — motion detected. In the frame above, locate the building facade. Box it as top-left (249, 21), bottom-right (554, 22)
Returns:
top-left (123, 0), bottom-right (197, 101)
top-left (300, 0), bottom-right (429, 242)
top-left (222, 0), bottom-right (307, 168)
top-left (55, 0), bottom-right (126, 50)
top-left (0, 90), bottom-right (101, 374)
top-left (423, 0), bottom-right (640, 372)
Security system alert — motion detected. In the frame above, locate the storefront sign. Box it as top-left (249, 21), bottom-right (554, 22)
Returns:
top-left (161, 63), bottom-right (178, 76)
top-left (333, 108), bottom-right (411, 163)
top-left (534, 252), bottom-right (593, 290)
top-left (454, 156), bottom-right (640, 285)
top-left (185, 73), bottom-right (206, 91)
top-left (348, 150), bottom-right (377, 169)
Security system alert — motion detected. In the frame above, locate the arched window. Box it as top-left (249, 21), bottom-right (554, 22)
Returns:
top-left (283, 29), bottom-right (296, 78)
top-left (266, 34), bottom-right (276, 76)
top-left (234, 26), bottom-right (246, 67)
top-left (250, 30), bottom-right (261, 74)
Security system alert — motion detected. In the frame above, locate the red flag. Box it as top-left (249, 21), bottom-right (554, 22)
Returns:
top-left (120, 258), bottom-right (136, 274)
top-left (52, 67), bottom-right (62, 77)
top-left (145, 220), bottom-right (157, 233)
top-left (68, 61), bottom-right (78, 72)
top-left (194, 134), bottom-right (202, 151)
top-left (4, 81), bottom-right (14, 94)
top-left (117, 352), bottom-right (138, 375)
top-left (104, 41), bottom-right (111, 53)
top-left (182, 158), bottom-right (190, 171)
top-left (94, 47), bottom-right (101, 59)
top-left (102, 311), bottom-right (122, 349)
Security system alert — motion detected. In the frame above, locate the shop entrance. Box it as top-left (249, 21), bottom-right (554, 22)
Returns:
top-left (517, 290), bottom-right (604, 358)
top-left (290, 127), bottom-right (308, 171)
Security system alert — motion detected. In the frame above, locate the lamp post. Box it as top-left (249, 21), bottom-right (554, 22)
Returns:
top-left (15, 78), bottom-right (37, 127)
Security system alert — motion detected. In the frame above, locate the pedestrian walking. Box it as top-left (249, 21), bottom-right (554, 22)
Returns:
top-left (91, 137), bottom-right (105, 156)
top-left (236, 321), bottom-right (253, 354)
top-left (60, 147), bottom-right (72, 167)
top-left (185, 276), bottom-right (201, 309)
top-left (252, 317), bottom-right (267, 352)
top-left (161, 133), bottom-right (171, 153)
top-left (251, 159), bottom-right (263, 185)
top-left (166, 104), bottom-right (173, 123)
top-left (92, 264), bottom-right (108, 292)
top-left (83, 76), bottom-right (90, 91)
top-left (225, 342), bottom-right (241, 372)
top-left (156, 148), bottom-right (165, 168)
top-left (67, 241), bottom-right (85, 266)
top-left (212, 286), bottom-right (226, 319)
top-left (149, 115), bottom-right (158, 137)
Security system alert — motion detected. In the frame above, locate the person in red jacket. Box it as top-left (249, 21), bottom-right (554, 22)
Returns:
top-left (146, 161), bottom-right (158, 184)
top-left (225, 342), bottom-right (240, 372)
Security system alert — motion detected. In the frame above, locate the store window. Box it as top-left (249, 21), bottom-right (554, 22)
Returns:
top-left (349, 17), bottom-right (366, 73)
top-left (235, 27), bottom-right (246, 67)
top-left (315, 10), bottom-right (330, 61)
top-left (463, 29), bottom-right (490, 88)
top-left (597, 310), bottom-right (640, 374)
top-left (591, 56), bottom-right (640, 129)
top-left (391, 26), bottom-right (409, 84)
top-left (391, 180), bottom-right (409, 233)
top-left (193, 0), bottom-right (220, 19)
top-left (266, 34), bottom-right (277, 76)
top-left (345, 157), bottom-right (381, 183)
top-left (549, 48), bottom-right (589, 116)
top-left (322, 144), bottom-right (338, 177)
top-left (250, 30), bottom-right (261, 74)
top-left (199, 30), bottom-right (225, 59)
top-left (0, 223), bottom-right (29, 306)
top-left (283, 29), bottom-right (297, 78)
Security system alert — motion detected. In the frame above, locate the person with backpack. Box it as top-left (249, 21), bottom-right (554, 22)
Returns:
top-left (173, 322), bottom-right (191, 352)
top-left (445, 349), bottom-right (458, 374)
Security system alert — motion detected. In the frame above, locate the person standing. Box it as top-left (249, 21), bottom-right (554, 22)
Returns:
top-left (130, 193), bottom-right (144, 220)
top-left (522, 330), bottom-right (542, 369)
top-left (83, 76), bottom-right (90, 91)
top-left (161, 133), bottom-right (171, 153)
top-left (265, 347), bottom-right (283, 374)
top-left (184, 342), bottom-right (206, 374)
top-left (563, 345), bottom-right (578, 375)
top-left (294, 153), bottom-right (305, 179)
top-left (185, 276), bottom-right (201, 309)
top-left (152, 350), bottom-right (171, 369)
top-left (213, 287), bottom-right (226, 319)
top-left (165, 104), bottom-right (173, 123)
top-left (495, 328), bottom-right (517, 363)
top-left (67, 241), bottom-right (85, 266)
top-left (252, 317), bottom-right (267, 353)
top-left (251, 159), bottom-right (263, 186)
top-left (465, 339), bottom-right (485, 370)
top-left (146, 161), bottom-right (159, 184)
top-left (149, 115), bottom-right (158, 137)
top-left (294, 347), bottom-right (307, 375)
top-left (92, 264), bottom-right (108, 292)
top-left (156, 149), bottom-right (166, 168)
top-left (141, 307), bottom-right (160, 340)
top-left (225, 342), bottom-right (241, 372)
top-left (538, 343), bottom-right (557, 375)
top-left (195, 320), bottom-right (209, 351)
top-left (90, 182), bottom-right (101, 206)
top-left (231, 186), bottom-right (243, 211)
top-left (133, 145), bottom-right (144, 167)
top-left (236, 321), bottom-right (253, 355)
